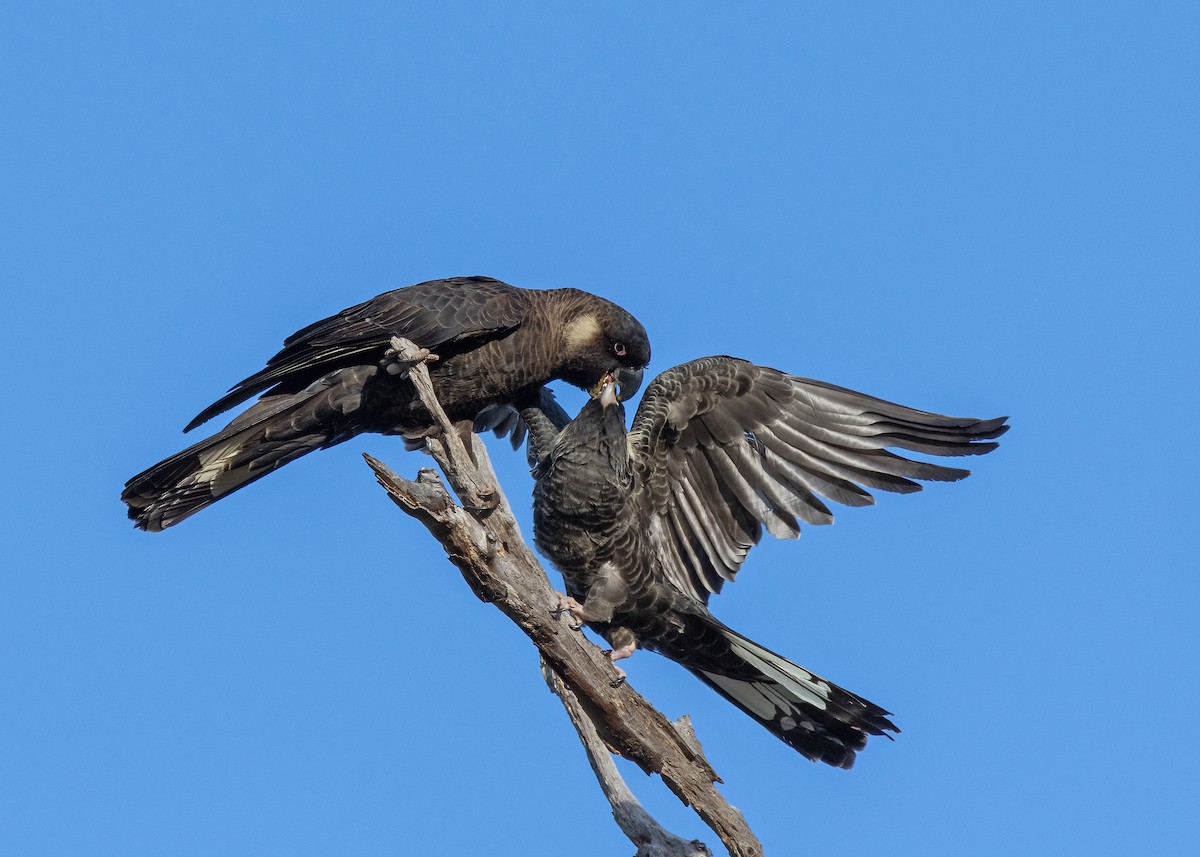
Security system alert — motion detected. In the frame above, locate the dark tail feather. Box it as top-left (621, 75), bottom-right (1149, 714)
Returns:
top-left (122, 369), bottom-right (374, 531)
top-left (686, 624), bottom-right (897, 769)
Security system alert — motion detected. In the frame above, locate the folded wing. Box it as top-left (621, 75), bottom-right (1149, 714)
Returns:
top-left (185, 276), bottom-right (528, 431)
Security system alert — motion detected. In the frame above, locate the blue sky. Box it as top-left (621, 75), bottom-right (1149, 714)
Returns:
top-left (2, 3), bottom-right (1197, 854)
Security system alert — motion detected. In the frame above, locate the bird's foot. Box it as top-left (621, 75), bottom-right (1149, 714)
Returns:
top-left (608, 641), bottom-right (637, 662)
top-left (552, 593), bottom-right (587, 631)
top-left (602, 641), bottom-right (636, 686)
top-left (383, 338), bottom-right (440, 375)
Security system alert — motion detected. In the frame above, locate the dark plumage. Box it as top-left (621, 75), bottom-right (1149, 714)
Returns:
top-left (123, 276), bottom-right (649, 531)
top-left (532, 357), bottom-right (1007, 768)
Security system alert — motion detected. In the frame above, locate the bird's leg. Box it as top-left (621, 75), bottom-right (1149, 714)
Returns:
top-left (603, 650), bottom-right (633, 685)
top-left (608, 641), bottom-right (637, 662)
top-left (603, 628), bottom-right (638, 686)
top-left (552, 594), bottom-right (633, 685)
top-left (552, 593), bottom-right (588, 631)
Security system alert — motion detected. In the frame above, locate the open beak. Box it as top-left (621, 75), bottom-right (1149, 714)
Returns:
top-left (614, 366), bottom-right (644, 402)
top-left (599, 378), bottom-right (619, 409)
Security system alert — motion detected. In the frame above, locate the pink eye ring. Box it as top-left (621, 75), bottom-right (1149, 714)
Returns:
top-left (613, 342), bottom-right (627, 357)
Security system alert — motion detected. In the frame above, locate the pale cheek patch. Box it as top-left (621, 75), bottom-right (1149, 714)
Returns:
top-left (563, 313), bottom-right (603, 352)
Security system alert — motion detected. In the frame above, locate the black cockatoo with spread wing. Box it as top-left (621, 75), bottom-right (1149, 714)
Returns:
top-left (123, 276), bottom-right (649, 531)
top-left (531, 357), bottom-right (1007, 768)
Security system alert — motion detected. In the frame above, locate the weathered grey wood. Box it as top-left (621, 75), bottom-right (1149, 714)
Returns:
top-left (384, 335), bottom-right (495, 512)
top-left (364, 339), bottom-right (763, 857)
top-left (543, 662), bottom-right (714, 857)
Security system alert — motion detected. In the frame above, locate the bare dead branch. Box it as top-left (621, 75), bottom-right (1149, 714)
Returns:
top-left (543, 661), bottom-right (714, 857)
top-left (364, 338), bottom-right (763, 857)
top-left (384, 335), bottom-right (495, 512)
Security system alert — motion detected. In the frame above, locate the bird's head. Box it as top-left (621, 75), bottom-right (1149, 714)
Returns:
top-left (542, 372), bottom-right (630, 483)
top-left (580, 372), bottom-right (630, 445)
top-left (557, 294), bottom-right (650, 402)
top-left (534, 371), bottom-right (633, 521)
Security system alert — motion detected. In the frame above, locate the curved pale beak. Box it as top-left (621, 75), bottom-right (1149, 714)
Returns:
top-left (614, 366), bottom-right (644, 401)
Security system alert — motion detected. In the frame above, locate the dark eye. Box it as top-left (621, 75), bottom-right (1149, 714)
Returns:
top-left (613, 342), bottom-right (627, 357)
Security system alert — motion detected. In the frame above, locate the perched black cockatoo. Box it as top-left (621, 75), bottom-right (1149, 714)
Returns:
top-left (123, 276), bottom-right (649, 531)
top-left (531, 357), bottom-right (1007, 768)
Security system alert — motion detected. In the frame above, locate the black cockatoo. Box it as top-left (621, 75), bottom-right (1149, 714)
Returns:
top-left (123, 276), bottom-right (649, 531)
top-left (531, 357), bottom-right (1006, 768)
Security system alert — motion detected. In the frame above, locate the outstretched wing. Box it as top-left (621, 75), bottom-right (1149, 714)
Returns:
top-left (627, 356), bottom-right (1008, 603)
top-left (185, 276), bottom-right (529, 431)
